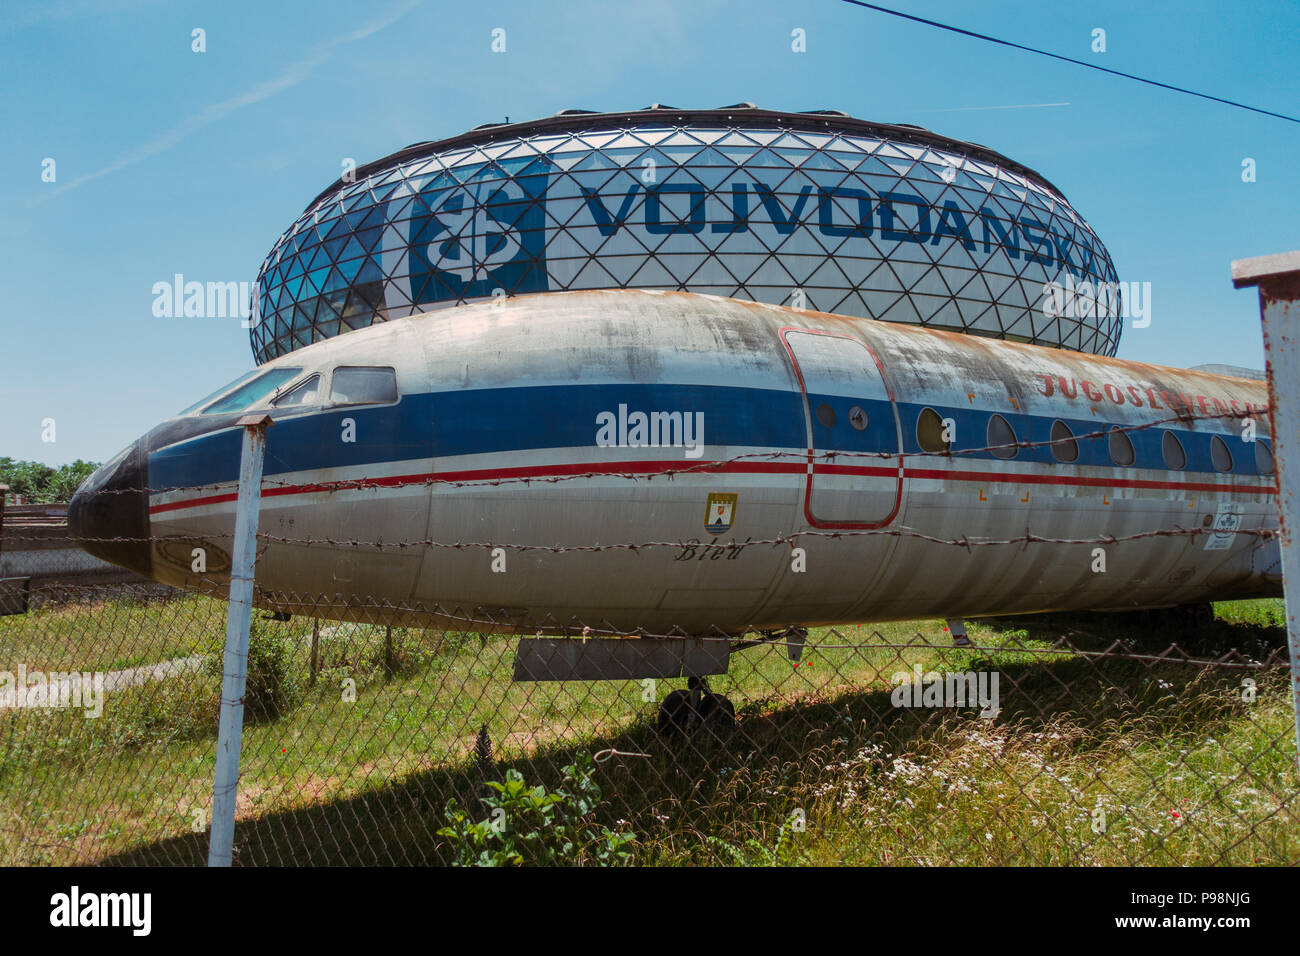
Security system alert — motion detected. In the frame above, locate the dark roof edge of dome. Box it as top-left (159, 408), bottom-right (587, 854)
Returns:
top-left (303, 106), bottom-right (1066, 212)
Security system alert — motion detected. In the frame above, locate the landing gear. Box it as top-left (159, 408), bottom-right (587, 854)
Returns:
top-left (656, 676), bottom-right (735, 737)
top-left (1185, 603), bottom-right (1215, 629)
top-left (946, 618), bottom-right (971, 647)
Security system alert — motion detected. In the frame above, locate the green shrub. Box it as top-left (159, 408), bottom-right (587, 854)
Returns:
top-left (705, 821), bottom-right (795, 866)
top-left (438, 753), bottom-right (635, 866)
top-left (205, 617), bottom-right (305, 721)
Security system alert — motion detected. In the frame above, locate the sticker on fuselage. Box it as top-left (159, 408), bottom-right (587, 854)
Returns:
top-left (1204, 503), bottom-right (1246, 551)
top-left (705, 493), bottom-right (738, 536)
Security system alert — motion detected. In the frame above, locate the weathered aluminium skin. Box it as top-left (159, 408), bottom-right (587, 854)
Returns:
top-left (71, 290), bottom-right (1280, 633)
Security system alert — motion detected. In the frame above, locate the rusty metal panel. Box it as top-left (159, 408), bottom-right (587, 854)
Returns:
top-left (513, 636), bottom-right (730, 682)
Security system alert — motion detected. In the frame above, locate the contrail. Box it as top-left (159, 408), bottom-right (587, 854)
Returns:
top-left (40, 0), bottom-right (423, 200)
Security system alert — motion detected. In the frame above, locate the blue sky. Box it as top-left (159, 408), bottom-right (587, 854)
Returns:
top-left (3, 0), bottom-right (1298, 465)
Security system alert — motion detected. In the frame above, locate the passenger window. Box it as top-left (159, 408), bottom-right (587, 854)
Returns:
top-left (988, 414), bottom-right (1017, 460)
top-left (1108, 426), bottom-right (1135, 467)
top-left (1256, 439), bottom-right (1275, 475)
top-left (1211, 435), bottom-right (1233, 473)
top-left (330, 366), bottom-right (398, 406)
top-left (1161, 431), bottom-right (1186, 471)
top-left (272, 374), bottom-right (321, 408)
top-left (1050, 420), bottom-right (1079, 463)
top-left (916, 407), bottom-right (950, 453)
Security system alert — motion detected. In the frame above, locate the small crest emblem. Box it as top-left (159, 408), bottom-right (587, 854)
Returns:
top-left (704, 493), bottom-right (738, 536)
top-left (1204, 503), bottom-right (1245, 551)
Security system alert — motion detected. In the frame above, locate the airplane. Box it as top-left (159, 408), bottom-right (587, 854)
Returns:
top-left (69, 288), bottom-right (1281, 727)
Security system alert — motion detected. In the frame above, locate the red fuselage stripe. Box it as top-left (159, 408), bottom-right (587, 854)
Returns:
top-left (147, 458), bottom-right (1277, 515)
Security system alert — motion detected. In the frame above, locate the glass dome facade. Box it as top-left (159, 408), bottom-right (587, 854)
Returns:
top-left (251, 106), bottom-right (1122, 364)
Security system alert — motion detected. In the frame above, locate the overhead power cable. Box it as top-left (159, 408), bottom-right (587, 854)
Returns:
top-left (839, 0), bottom-right (1300, 125)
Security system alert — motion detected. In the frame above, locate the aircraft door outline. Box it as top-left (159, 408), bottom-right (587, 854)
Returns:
top-left (780, 327), bottom-right (904, 529)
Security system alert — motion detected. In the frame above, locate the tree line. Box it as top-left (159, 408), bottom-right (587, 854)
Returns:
top-left (1, 458), bottom-right (100, 504)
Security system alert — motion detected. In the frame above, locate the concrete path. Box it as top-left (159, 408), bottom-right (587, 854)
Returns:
top-left (0, 655), bottom-right (205, 710)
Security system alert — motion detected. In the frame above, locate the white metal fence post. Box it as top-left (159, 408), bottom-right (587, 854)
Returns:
top-left (1233, 251), bottom-right (1300, 773)
top-left (208, 413), bottom-right (273, 867)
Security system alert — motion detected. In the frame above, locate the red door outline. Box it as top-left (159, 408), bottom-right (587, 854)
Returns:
top-left (780, 326), bottom-right (904, 530)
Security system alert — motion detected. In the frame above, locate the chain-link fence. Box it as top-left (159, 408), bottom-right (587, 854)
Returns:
top-left (1, 517), bottom-right (145, 600)
top-left (1, 580), bottom-right (1294, 865)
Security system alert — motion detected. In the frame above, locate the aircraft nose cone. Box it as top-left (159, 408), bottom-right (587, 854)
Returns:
top-left (67, 440), bottom-right (152, 578)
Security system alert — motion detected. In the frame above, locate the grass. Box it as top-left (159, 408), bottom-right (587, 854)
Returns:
top-left (0, 587), bottom-right (210, 672)
top-left (1216, 598), bottom-right (1289, 628)
top-left (0, 592), bottom-right (1294, 866)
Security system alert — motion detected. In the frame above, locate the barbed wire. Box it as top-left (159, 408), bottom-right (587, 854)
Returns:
top-left (50, 523), bottom-right (1279, 554)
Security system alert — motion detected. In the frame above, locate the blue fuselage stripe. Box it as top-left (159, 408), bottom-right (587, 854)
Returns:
top-left (145, 382), bottom-right (1267, 490)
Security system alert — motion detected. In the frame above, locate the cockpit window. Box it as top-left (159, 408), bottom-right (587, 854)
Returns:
top-left (271, 374), bottom-right (321, 408)
top-left (178, 369), bottom-right (262, 416)
top-left (330, 366), bottom-right (398, 406)
top-left (201, 367), bottom-right (303, 414)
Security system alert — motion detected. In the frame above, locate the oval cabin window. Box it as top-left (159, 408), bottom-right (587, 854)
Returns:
top-left (1162, 431), bottom-right (1186, 471)
top-left (1211, 435), bottom-right (1233, 473)
top-left (1108, 426), bottom-right (1135, 467)
top-left (987, 414), bottom-right (1018, 460)
top-left (1050, 420), bottom-right (1079, 463)
top-left (1256, 439), bottom-right (1275, 475)
top-left (916, 407), bottom-right (950, 453)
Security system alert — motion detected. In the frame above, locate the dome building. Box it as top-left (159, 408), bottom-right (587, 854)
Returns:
top-left (251, 105), bottom-right (1122, 364)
